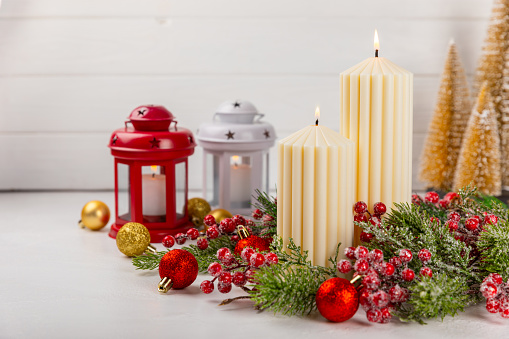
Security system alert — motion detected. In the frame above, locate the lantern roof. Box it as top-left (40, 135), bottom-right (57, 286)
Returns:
top-left (196, 100), bottom-right (276, 151)
top-left (109, 105), bottom-right (195, 160)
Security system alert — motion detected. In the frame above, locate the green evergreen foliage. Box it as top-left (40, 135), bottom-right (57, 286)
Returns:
top-left (478, 221), bottom-right (509, 279)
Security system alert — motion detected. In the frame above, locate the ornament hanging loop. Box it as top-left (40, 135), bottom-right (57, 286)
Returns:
top-left (78, 220), bottom-right (85, 229)
top-left (237, 225), bottom-right (250, 239)
top-left (158, 277), bottom-right (173, 293)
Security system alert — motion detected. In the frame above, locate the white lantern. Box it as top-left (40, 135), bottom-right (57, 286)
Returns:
top-left (196, 100), bottom-right (276, 215)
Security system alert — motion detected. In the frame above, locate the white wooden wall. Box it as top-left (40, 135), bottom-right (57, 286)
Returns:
top-left (0, 0), bottom-right (492, 191)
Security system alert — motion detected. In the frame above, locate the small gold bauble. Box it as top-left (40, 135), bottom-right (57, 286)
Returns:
top-left (188, 197), bottom-right (212, 227)
top-left (116, 222), bottom-right (152, 257)
top-left (207, 208), bottom-right (233, 229)
top-left (79, 200), bottom-right (110, 231)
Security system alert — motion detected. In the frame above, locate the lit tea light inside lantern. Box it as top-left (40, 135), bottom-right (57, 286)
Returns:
top-left (230, 155), bottom-right (252, 203)
top-left (142, 165), bottom-right (166, 216)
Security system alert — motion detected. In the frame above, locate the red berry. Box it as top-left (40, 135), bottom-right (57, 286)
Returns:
top-left (429, 217), bottom-right (440, 225)
top-left (265, 253), bottom-right (279, 266)
top-left (399, 249), bottom-right (413, 263)
top-left (232, 272), bottom-right (247, 286)
top-left (262, 214), bottom-right (274, 226)
top-left (401, 268), bottom-right (415, 281)
top-left (389, 256), bottom-right (403, 268)
top-left (250, 253), bottom-right (266, 268)
top-left (359, 288), bottom-right (373, 310)
top-left (216, 248), bottom-right (231, 260)
top-left (204, 215), bottom-right (216, 227)
top-left (447, 220), bottom-right (459, 232)
top-left (360, 231), bottom-right (374, 243)
top-left (372, 290), bottom-right (389, 308)
top-left (448, 212), bottom-right (461, 222)
top-left (486, 298), bottom-right (500, 313)
top-left (175, 233), bottom-right (187, 245)
top-left (344, 247), bottom-right (356, 260)
top-left (354, 213), bottom-right (368, 223)
top-left (389, 284), bottom-right (405, 303)
top-left (197, 237), bottom-right (209, 250)
top-left (420, 267), bottom-right (433, 278)
top-left (200, 280), bottom-right (214, 294)
top-left (241, 247), bottom-right (255, 262)
top-left (481, 282), bottom-right (498, 299)
top-left (444, 192), bottom-right (459, 202)
top-left (369, 249), bottom-right (384, 263)
top-left (425, 191), bottom-right (439, 204)
top-left (217, 282), bottom-right (232, 294)
top-left (354, 201), bottom-right (368, 214)
top-left (232, 214), bottom-right (246, 226)
top-left (337, 259), bottom-right (352, 274)
top-left (207, 262), bottom-right (223, 277)
top-left (418, 249), bottom-right (431, 263)
top-left (362, 274), bottom-right (381, 290)
top-left (354, 259), bottom-right (370, 274)
top-left (412, 194), bottom-right (423, 205)
top-left (485, 273), bottom-right (504, 285)
top-left (218, 271), bottom-right (232, 285)
top-left (366, 309), bottom-right (382, 323)
top-left (219, 218), bottom-right (236, 234)
top-left (465, 217), bottom-right (479, 231)
top-left (206, 226), bottom-right (220, 239)
top-left (369, 216), bottom-right (381, 227)
top-left (381, 262), bottom-right (395, 276)
top-left (162, 235), bottom-right (175, 248)
top-left (252, 209), bottom-right (264, 220)
top-left (438, 199), bottom-right (449, 209)
top-left (373, 202), bottom-right (387, 215)
top-left (245, 269), bottom-right (256, 283)
top-left (355, 246), bottom-right (369, 259)
top-left (484, 214), bottom-right (498, 226)
top-left (230, 235), bottom-right (240, 243)
top-left (380, 307), bottom-right (392, 323)
top-left (186, 228), bottom-right (200, 240)
top-left (501, 308), bottom-right (509, 319)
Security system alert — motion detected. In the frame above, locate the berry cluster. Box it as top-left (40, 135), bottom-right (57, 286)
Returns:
top-left (251, 208), bottom-right (276, 235)
top-left (161, 227), bottom-right (200, 248)
top-left (200, 247), bottom-right (279, 294)
top-left (481, 273), bottom-right (509, 318)
top-left (353, 201), bottom-right (387, 243)
top-left (337, 246), bottom-right (433, 324)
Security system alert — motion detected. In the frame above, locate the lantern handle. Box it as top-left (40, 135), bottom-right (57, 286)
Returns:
top-left (171, 120), bottom-right (178, 131)
top-left (124, 120), bottom-right (133, 131)
top-left (254, 113), bottom-right (264, 122)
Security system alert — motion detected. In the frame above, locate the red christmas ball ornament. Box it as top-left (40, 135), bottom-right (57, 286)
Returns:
top-left (233, 226), bottom-right (271, 255)
top-left (316, 277), bottom-right (359, 322)
top-left (158, 249), bottom-right (198, 293)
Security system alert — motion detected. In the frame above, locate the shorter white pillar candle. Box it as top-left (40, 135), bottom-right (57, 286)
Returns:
top-left (230, 159), bottom-right (252, 202)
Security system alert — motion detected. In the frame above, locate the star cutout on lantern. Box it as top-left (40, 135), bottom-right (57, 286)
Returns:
top-left (189, 136), bottom-right (194, 144)
top-left (264, 130), bottom-right (270, 139)
top-left (137, 109), bottom-right (146, 116)
top-left (149, 137), bottom-right (160, 148)
top-left (225, 130), bottom-right (235, 140)
top-left (111, 135), bottom-right (118, 145)
top-left (233, 101), bottom-right (241, 108)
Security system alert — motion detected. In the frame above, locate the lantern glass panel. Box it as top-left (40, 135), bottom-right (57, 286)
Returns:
top-left (205, 153), bottom-right (220, 206)
top-left (141, 165), bottom-right (166, 222)
top-left (117, 163), bottom-right (130, 221)
top-left (230, 155), bottom-right (252, 209)
top-left (175, 161), bottom-right (187, 220)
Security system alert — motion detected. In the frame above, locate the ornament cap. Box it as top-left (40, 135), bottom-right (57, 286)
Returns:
top-left (146, 244), bottom-right (157, 254)
top-left (158, 277), bottom-right (173, 293)
top-left (237, 225), bottom-right (250, 239)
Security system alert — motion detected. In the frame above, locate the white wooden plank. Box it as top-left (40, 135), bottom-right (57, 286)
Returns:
top-left (0, 17), bottom-right (488, 75)
top-left (0, 0), bottom-right (492, 19)
top-left (0, 74), bottom-right (467, 134)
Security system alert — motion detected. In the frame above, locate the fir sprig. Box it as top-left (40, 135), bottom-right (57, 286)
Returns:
top-left (132, 251), bottom-right (168, 270)
top-left (478, 221), bottom-right (509, 279)
top-left (251, 189), bottom-right (277, 236)
top-left (182, 235), bottom-right (236, 273)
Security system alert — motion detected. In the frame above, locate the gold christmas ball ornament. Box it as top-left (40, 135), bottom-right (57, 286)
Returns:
top-left (209, 208), bottom-right (233, 224)
top-left (116, 222), bottom-right (156, 257)
top-left (79, 200), bottom-right (110, 231)
top-left (187, 197), bottom-right (212, 227)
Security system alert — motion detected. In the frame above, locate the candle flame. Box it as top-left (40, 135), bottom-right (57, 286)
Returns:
top-left (150, 165), bottom-right (158, 173)
top-left (315, 106), bottom-right (320, 120)
top-left (374, 29), bottom-right (380, 52)
top-left (232, 155), bottom-right (240, 167)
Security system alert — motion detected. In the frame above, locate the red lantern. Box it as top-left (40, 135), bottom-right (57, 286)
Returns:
top-left (108, 105), bottom-right (196, 242)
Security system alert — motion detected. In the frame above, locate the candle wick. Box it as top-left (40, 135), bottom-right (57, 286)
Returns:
top-left (315, 119), bottom-right (319, 126)
top-left (152, 173), bottom-right (155, 178)
top-left (375, 49), bottom-right (379, 57)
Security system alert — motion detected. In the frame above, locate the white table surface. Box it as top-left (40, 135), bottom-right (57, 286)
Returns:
top-left (1, 192), bottom-right (508, 339)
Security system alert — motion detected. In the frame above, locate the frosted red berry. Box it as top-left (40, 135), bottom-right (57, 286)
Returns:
top-left (232, 272), bottom-right (247, 287)
top-left (345, 247), bottom-right (356, 260)
top-left (429, 217), bottom-right (440, 225)
top-left (444, 192), bottom-right (459, 202)
top-left (337, 260), bottom-right (352, 274)
top-left (485, 273), bottom-right (504, 285)
top-left (204, 214), bottom-right (216, 227)
top-left (369, 249), bottom-right (384, 263)
top-left (399, 249), bottom-right (413, 263)
top-left (252, 209), bottom-right (264, 220)
top-left (448, 212), bottom-right (461, 222)
top-left (197, 237), bottom-right (209, 250)
top-left (219, 218), bottom-right (236, 234)
top-left (360, 231), bottom-right (374, 243)
top-left (354, 213), bottom-right (368, 223)
top-left (389, 285), bottom-right (405, 303)
top-left (484, 214), bottom-right (498, 226)
top-left (175, 233), bottom-right (187, 245)
top-left (369, 216), bottom-right (381, 227)
top-left (162, 235), bottom-right (175, 248)
top-left (420, 267), bottom-right (433, 278)
top-left (381, 262), bottom-right (395, 276)
top-left (366, 309), bottom-right (382, 323)
top-left (373, 202), bottom-right (387, 215)
top-left (206, 226), bottom-right (220, 239)
top-left (186, 228), bottom-right (200, 240)
top-left (465, 217), bottom-right (480, 231)
top-left (241, 247), bottom-right (255, 261)
top-left (359, 288), bottom-right (372, 309)
top-left (481, 282), bottom-right (498, 299)
top-left (354, 259), bottom-right (370, 274)
top-left (447, 220), bottom-right (459, 232)
top-left (218, 282), bottom-right (232, 294)
top-left (372, 290), bottom-right (389, 308)
top-left (425, 191), bottom-right (439, 204)
top-left (200, 280), bottom-right (214, 294)
top-left (250, 253), bottom-right (266, 268)
top-left (412, 194), bottom-right (422, 205)
top-left (245, 269), bottom-right (256, 283)
top-left (401, 268), bottom-right (415, 281)
top-left (355, 246), bottom-right (369, 259)
top-left (207, 262), bottom-right (223, 277)
top-left (418, 249), bottom-right (431, 263)
top-left (389, 256), bottom-right (403, 268)
top-left (380, 307), bottom-right (392, 323)
top-left (216, 247), bottom-right (231, 260)
top-left (230, 235), bottom-right (239, 243)
top-left (232, 214), bottom-right (246, 226)
top-left (354, 201), bottom-right (368, 214)
top-left (218, 271), bottom-right (232, 285)
top-left (362, 274), bottom-right (381, 290)
top-left (438, 199), bottom-right (449, 208)
top-left (486, 298), bottom-right (500, 313)
top-left (265, 253), bottom-right (279, 266)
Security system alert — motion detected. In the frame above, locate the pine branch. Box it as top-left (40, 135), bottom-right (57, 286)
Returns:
top-left (132, 251), bottom-right (168, 270)
top-left (251, 189), bottom-right (277, 236)
top-left (478, 220), bottom-right (509, 279)
top-left (182, 235), bottom-right (236, 273)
